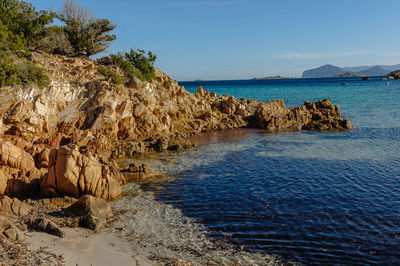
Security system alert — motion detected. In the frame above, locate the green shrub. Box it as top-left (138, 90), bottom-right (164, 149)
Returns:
top-left (109, 48), bottom-right (157, 81)
top-left (0, 52), bottom-right (21, 86)
top-left (18, 61), bottom-right (50, 89)
top-left (124, 48), bottom-right (157, 81)
top-left (0, 0), bottom-right (55, 53)
top-left (110, 53), bottom-right (143, 80)
top-left (58, 0), bottom-right (116, 56)
top-left (163, 80), bottom-right (170, 87)
top-left (0, 20), bottom-right (27, 55)
top-left (97, 66), bottom-right (125, 85)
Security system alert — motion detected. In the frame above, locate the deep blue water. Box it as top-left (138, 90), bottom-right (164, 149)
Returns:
top-left (141, 77), bottom-right (400, 264)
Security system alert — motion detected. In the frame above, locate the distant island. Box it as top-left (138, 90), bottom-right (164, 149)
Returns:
top-left (302, 63), bottom-right (400, 78)
top-left (334, 72), bottom-right (367, 78)
top-left (252, 76), bottom-right (296, 80)
top-left (194, 79), bottom-right (205, 82)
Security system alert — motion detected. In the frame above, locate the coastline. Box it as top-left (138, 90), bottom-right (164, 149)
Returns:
top-left (0, 52), bottom-right (350, 265)
top-left (24, 182), bottom-right (284, 266)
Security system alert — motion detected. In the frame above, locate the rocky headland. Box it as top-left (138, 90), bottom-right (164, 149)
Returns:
top-left (252, 76), bottom-right (296, 80)
top-left (0, 51), bottom-right (351, 264)
top-left (334, 72), bottom-right (366, 78)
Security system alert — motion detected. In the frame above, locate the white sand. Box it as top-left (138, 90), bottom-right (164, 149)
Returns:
top-left (26, 228), bottom-right (156, 266)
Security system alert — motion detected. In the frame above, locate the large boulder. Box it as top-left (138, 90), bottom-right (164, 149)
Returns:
top-left (64, 195), bottom-right (112, 217)
top-left (40, 144), bottom-right (121, 200)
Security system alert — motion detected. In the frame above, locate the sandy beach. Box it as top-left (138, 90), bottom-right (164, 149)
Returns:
top-left (27, 228), bottom-right (155, 266)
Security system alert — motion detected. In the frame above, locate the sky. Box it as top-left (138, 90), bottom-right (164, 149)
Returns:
top-left (30, 0), bottom-right (400, 81)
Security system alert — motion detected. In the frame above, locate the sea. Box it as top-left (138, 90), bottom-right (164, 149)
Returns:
top-left (114, 76), bottom-right (400, 265)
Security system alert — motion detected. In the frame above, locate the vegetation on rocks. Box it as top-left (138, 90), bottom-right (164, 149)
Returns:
top-left (0, 52), bottom-right (50, 88)
top-left (0, 52), bottom-right (21, 86)
top-left (18, 61), bottom-right (51, 89)
top-left (109, 48), bottom-right (157, 81)
top-left (97, 66), bottom-right (125, 85)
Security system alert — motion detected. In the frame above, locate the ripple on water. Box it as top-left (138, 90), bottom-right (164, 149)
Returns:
top-left (110, 183), bottom-right (283, 265)
top-left (130, 127), bottom-right (400, 265)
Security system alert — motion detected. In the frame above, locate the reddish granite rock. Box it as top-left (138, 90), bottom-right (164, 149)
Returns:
top-left (251, 98), bottom-right (351, 131)
top-left (41, 144), bottom-right (121, 200)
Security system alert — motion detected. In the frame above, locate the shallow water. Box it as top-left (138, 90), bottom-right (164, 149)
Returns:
top-left (122, 77), bottom-right (400, 264)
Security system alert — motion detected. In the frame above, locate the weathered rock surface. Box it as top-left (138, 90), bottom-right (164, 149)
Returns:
top-left (65, 195), bottom-right (112, 217)
top-left (41, 144), bottom-right (121, 200)
top-left (251, 98), bottom-right (351, 131)
top-left (28, 217), bottom-right (65, 238)
top-left (0, 215), bottom-right (25, 242)
top-left (0, 196), bottom-right (32, 216)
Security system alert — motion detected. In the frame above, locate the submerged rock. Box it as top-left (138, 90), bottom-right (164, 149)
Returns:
top-left (120, 163), bottom-right (155, 182)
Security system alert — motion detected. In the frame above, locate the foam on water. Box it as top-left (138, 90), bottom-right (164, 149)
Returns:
top-left (110, 183), bottom-right (282, 265)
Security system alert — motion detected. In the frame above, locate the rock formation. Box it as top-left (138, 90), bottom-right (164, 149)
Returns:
top-left (40, 144), bottom-right (121, 200)
top-left (0, 52), bottom-right (351, 203)
top-left (388, 70), bottom-right (400, 79)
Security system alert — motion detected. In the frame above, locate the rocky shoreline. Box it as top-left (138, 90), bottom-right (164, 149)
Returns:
top-left (0, 52), bottom-right (351, 265)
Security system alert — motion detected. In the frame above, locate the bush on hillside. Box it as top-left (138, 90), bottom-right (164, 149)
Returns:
top-left (109, 49), bottom-right (157, 81)
top-left (0, 52), bottom-right (50, 89)
top-left (0, 52), bottom-right (21, 86)
top-left (97, 66), bottom-right (125, 85)
top-left (18, 61), bottom-right (50, 89)
top-left (124, 48), bottom-right (157, 80)
top-left (110, 53), bottom-right (143, 80)
top-left (58, 0), bottom-right (116, 56)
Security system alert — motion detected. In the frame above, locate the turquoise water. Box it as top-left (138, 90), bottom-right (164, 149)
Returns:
top-left (141, 77), bottom-right (400, 264)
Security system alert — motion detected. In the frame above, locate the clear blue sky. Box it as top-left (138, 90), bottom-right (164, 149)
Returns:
top-left (31, 0), bottom-right (400, 80)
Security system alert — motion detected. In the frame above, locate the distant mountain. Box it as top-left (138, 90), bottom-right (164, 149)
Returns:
top-left (380, 64), bottom-right (400, 72)
top-left (343, 66), bottom-right (373, 73)
top-left (344, 64), bottom-right (400, 73)
top-left (355, 65), bottom-right (388, 76)
top-left (302, 64), bottom-right (347, 78)
top-left (302, 63), bottom-right (400, 78)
